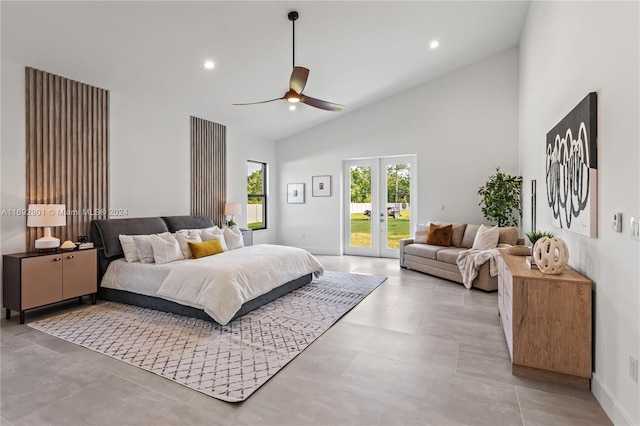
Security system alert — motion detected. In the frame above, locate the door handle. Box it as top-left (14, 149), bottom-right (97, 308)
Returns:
top-left (53, 257), bottom-right (62, 262)
top-left (67, 255), bottom-right (74, 259)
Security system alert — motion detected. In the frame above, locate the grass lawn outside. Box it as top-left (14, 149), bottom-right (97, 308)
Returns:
top-left (350, 210), bottom-right (410, 249)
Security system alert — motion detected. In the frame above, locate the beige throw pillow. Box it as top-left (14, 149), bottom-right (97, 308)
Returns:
top-left (119, 234), bottom-right (140, 262)
top-left (414, 223), bottom-right (430, 244)
top-left (498, 226), bottom-right (519, 246)
top-left (461, 224), bottom-right (481, 248)
top-left (471, 225), bottom-right (500, 250)
top-left (450, 223), bottom-right (468, 247)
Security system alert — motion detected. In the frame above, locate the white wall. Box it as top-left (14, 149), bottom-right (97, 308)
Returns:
top-left (226, 128), bottom-right (278, 245)
top-left (276, 48), bottom-right (520, 254)
top-left (519, 2), bottom-right (639, 424)
top-left (0, 63), bottom-right (277, 261)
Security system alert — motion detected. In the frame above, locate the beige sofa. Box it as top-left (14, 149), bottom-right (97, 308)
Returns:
top-left (399, 222), bottom-right (522, 291)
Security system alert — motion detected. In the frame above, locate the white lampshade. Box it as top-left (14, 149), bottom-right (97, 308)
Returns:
top-left (27, 204), bottom-right (66, 249)
top-left (224, 203), bottom-right (242, 216)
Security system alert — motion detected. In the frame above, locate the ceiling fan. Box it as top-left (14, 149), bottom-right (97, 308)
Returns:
top-left (233, 11), bottom-right (344, 112)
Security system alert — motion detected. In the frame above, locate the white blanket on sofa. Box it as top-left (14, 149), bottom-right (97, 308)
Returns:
top-left (456, 248), bottom-right (501, 289)
top-left (157, 244), bottom-right (324, 325)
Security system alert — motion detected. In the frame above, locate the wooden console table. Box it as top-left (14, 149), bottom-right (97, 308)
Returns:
top-left (497, 252), bottom-right (592, 389)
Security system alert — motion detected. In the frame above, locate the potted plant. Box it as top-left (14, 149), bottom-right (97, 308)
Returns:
top-left (525, 230), bottom-right (555, 247)
top-left (478, 168), bottom-right (523, 227)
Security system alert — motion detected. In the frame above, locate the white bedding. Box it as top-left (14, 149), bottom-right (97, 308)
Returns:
top-left (101, 258), bottom-right (175, 296)
top-left (104, 244), bottom-right (323, 325)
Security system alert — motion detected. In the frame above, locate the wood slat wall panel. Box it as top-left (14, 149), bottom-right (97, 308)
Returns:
top-left (190, 116), bottom-right (226, 226)
top-left (25, 67), bottom-right (109, 251)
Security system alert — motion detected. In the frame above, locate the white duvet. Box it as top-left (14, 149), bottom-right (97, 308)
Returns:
top-left (156, 244), bottom-right (324, 325)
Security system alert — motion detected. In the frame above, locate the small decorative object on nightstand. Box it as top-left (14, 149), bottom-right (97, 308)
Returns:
top-left (2, 248), bottom-right (98, 324)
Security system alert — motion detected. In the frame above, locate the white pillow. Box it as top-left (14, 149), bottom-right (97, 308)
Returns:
top-left (200, 226), bottom-right (229, 251)
top-left (223, 226), bottom-right (244, 250)
top-left (472, 225), bottom-right (500, 250)
top-left (119, 234), bottom-right (140, 262)
top-left (175, 230), bottom-right (203, 259)
top-left (151, 233), bottom-right (184, 264)
top-left (414, 223), bottom-right (431, 244)
top-left (132, 235), bottom-right (156, 264)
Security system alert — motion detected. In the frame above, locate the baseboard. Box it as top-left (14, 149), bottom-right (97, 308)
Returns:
top-left (591, 372), bottom-right (635, 425)
top-left (304, 247), bottom-right (341, 256)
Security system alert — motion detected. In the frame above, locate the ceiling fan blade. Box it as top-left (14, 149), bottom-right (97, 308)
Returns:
top-left (289, 67), bottom-right (309, 94)
top-left (233, 97), bottom-right (284, 106)
top-left (301, 95), bottom-right (344, 112)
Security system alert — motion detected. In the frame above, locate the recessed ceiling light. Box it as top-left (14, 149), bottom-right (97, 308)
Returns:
top-left (429, 40), bottom-right (440, 49)
top-left (204, 60), bottom-right (215, 69)
top-left (289, 105), bottom-right (296, 111)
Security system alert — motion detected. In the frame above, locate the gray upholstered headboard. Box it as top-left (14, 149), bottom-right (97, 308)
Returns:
top-left (90, 215), bottom-right (215, 281)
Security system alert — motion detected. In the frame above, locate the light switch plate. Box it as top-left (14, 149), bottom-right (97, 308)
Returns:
top-left (631, 217), bottom-right (640, 241)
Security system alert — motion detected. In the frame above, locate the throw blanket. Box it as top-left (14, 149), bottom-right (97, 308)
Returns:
top-left (157, 244), bottom-right (324, 325)
top-left (455, 248), bottom-right (501, 289)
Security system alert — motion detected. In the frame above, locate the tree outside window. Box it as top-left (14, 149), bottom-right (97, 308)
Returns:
top-left (247, 161), bottom-right (267, 230)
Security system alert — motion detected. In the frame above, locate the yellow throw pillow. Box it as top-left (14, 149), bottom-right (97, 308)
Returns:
top-left (188, 239), bottom-right (224, 259)
top-left (426, 224), bottom-right (453, 246)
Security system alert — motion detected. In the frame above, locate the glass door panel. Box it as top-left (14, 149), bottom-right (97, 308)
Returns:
top-left (349, 165), bottom-right (372, 248)
top-left (383, 161), bottom-right (412, 253)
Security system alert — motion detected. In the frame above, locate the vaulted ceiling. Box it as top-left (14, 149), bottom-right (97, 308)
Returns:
top-left (2, 1), bottom-right (530, 140)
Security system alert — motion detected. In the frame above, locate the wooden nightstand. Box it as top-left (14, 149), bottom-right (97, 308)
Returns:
top-left (3, 248), bottom-right (97, 323)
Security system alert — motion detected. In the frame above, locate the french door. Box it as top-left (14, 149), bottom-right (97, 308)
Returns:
top-left (343, 155), bottom-right (416, 258)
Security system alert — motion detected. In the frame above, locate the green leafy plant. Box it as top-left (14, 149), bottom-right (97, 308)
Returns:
top-left (525, 230), bottom-right (555, 246)
top-left (478, 168), bottom-right (523, 227)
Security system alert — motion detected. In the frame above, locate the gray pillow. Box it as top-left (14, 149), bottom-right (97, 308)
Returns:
top-left (133, 235), bottom-right (155, 264)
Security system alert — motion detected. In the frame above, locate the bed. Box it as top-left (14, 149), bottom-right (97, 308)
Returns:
top-left (90, 215), bottom-right (322, 324)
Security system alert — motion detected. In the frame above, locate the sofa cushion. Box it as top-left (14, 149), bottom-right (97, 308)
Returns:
top-left (427, 224), bottom-right (452, 246)
top-left (472, 225), bottom-right (499, 250)
top-left (461, 224), bottom-right (480, 248)
top-left (498, 226), bottom-right (519, 245)
top-left (436, 247), bottom-right (467, 264)
top-left (450, 223), bottom-right (467, 247)
top-left (404, 243), bottom-right (442, 260)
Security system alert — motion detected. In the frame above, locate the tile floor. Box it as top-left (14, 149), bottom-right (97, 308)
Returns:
top-left (1, 255), bottom-right (612, 425)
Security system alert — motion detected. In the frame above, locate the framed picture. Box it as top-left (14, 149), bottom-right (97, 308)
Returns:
top-left (287, 183), bottom-right (305, 204)
top-left (546, 92), bottom-right (597, 237)
top-left (312, 175), bottom-right (331, 197)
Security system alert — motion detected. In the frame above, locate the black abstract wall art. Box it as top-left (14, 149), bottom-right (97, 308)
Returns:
top-left (546, 92), bottom-right (597, 237)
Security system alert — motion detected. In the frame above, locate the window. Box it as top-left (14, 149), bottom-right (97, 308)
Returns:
top-left (247, 160), bottom-right (267, 230)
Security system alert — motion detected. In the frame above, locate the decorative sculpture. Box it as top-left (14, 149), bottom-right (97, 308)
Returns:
top-left (533, 236), bottom-right (569, 274)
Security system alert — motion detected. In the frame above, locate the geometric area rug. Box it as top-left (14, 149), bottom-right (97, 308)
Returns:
top-left (27, 271), bottom-right (386, 402)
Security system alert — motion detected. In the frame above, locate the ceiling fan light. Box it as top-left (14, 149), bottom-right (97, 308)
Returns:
top-left (289, 105), bottom-right (296, 111)
top-left (287, 97), bottom-right (300, 103)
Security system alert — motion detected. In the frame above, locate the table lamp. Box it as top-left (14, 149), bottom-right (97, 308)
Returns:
top-left (27, 204), bottom-right (66, 249)
top-left (224, 203), bottom-right (241, 227)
